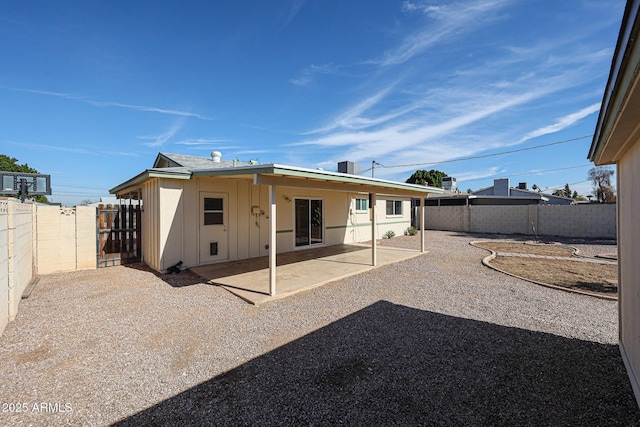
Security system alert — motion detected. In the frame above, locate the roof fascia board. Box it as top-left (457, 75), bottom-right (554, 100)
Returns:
top-left (254, 174), bottom-right (439, 197)
top-left (194, 163), bottom-right (441, 194)
top-left (590, 0), bottom-right (640, 163)
top-left (110, 169), bottom-right (191, 194)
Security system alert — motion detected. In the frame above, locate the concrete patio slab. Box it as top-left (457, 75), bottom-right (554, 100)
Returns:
top-left (190, 244), bottom-right (426, 304)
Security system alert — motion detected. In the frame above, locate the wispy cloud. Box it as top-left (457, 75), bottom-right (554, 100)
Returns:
top-left (12, 88), bottom-right (213, 120)
top-left (375, 0), bottom-right (511, 66)
top-left (281, 0), bottom-right (307, 29)
top-left (8, 140), bottom-right (94, 155)
top-left (290, 63), bottom-right (339, 87)
top-left (7, 140), bottom-right (138, 157)
top-left (515, 103), bottom-right (601, 144)
top-left (174, 138), bottom-right (234, 146)
top-left (138, 118), bottom-right (186, 148)
top-left (455, 167), bottom-right (507, 183)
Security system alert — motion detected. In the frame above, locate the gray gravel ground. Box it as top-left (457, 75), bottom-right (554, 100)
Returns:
top-left (0, 230), bottom-right (637, 426)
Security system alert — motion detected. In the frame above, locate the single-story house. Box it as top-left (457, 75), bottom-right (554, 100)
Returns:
top-left (589, 0), bottom-right (640, 407)
top-left (473, 178), bottom-right (574, 205)
top-left (110, 152), bottom-right (442, 294)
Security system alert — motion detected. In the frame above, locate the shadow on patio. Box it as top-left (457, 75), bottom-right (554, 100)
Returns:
top-left (190, 244), bottom-right (424, 304)
top-left (113, 300), bottom-right (640, 426)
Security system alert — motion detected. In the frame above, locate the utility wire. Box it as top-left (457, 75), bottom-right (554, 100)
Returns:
top-left (358, 135), bottom-right (593, 174)
top-left (457, 164), bottom-right (592, 183)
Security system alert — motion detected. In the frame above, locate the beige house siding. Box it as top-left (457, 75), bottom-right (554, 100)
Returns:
top-left (619, 139), bottom-right (640, 402)
top-left (141, 178), bottom-right (161, 271)
top-left (145, 177), bottom-right (411, 272)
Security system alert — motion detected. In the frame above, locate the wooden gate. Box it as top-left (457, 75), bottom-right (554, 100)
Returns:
top-left (97, 203), bottom-right (141, 267)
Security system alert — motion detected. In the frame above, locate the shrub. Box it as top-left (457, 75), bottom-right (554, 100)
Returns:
top-left (405, 226), bottom-right (417, 236)
top-left (383, 230), bottom-right (396, 239)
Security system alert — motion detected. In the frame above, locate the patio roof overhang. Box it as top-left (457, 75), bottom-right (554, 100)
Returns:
top-left (111, 163), bottom-right (443, 198)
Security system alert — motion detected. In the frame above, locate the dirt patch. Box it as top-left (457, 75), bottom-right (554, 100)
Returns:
top-left (474, 241), bottom-right (574, 257)
top-left (489, 257), bottom-right (618, 297)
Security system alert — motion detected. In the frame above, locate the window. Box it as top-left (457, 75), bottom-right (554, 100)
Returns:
top-left (204, 197), bottom-right (224, 225)
top-left (355, 198), bottom-right (368, 211)
top-left (386, 200), bottom-right (403, 216)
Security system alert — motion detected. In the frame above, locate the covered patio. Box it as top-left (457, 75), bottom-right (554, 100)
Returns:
top-left (190, 243), bottom-right (425, 304)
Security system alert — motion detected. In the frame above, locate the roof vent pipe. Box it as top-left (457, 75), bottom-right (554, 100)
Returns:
top-left (211, 151), bottom-right (222, 163)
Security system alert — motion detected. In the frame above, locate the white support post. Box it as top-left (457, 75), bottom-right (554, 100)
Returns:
top-left (420, 198), bottom-right (425, 253)
top-left (268, 184), bottom-right (277, 296)
top-left (370, 192), bottom-right (377, 266)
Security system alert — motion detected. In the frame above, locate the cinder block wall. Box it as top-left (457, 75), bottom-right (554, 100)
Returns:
top-left (0, 199), bottom-right (36, 335)
top-left (538, 204), bottom-right (617, 238)
top-left (1, 202), bottom-right (97, 336)
top-left (8, 201), bottom-right (34, 321)
top-left (469, 205), bottom-right (530, 235)
top-left (0, 200), bottom-right (10, 335)
top-left (424, 204), bottom-right (616, 239)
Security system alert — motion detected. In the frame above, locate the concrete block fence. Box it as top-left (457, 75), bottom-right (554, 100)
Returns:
top-left (0, 198), bottom-right (96, 335)
top-left (423, 204), bottom-right (616, 239)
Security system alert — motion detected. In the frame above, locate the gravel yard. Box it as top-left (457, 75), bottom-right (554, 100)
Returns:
top-left (0, 230), bottom-right (637, 426)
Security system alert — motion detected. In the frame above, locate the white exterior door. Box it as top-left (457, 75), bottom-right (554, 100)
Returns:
top-left (199, 192), bottom-right (229, 263)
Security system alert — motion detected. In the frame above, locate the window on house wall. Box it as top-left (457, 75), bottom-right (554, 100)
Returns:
top-left (386, 200), bottom-right (403, 216)
top-left (204, 197), bottom-right (224, 225)
top-left (355, 198), bottom-right (368, 211)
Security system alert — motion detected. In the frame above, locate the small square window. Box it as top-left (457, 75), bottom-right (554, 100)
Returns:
top-left (355, 198), bottom-right (367, 211)
top-left (386, 200), bottom-right (403, 216)
top-left (204, 197), bottom-right (224, 225)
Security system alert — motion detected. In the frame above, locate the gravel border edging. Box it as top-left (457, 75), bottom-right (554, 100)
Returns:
top-left (470, 241), bottom-right (618, 301)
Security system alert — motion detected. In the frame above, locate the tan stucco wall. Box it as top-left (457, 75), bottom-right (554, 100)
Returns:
top-left (618, 138), bottom-right (640, 404)
top-left (147, 177), bottom-right (412, 271)
top-left (35, 205), bottom-right (97, 274)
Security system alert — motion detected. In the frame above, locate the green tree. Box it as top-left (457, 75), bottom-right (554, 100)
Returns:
top-left (588, 166), bottom-right (616, 203)
top-left (406, 169), bottom-right (447, 187)
top-left (552, 183), bottom-right (580, 199)
top-left (466, 188), bottom-right (473, 194)
top-left (0, 154), bottom-right (49, 202)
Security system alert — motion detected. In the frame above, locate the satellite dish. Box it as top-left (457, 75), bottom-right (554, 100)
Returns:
top-left (0, 171), bottom-right (52, 202)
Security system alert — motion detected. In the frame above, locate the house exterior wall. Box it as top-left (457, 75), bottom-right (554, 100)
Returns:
top-left (618, 138), bottom-right (640, 404)
top-left (145, 177), bottom-right (412, 271)
top-left (141, 178), bottom-right (161, 271)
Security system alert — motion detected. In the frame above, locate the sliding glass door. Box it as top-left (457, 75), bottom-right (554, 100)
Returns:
top-left (295, 199), bottom-right (324, 247)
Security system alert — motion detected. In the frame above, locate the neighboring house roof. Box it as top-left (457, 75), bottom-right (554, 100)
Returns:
top-left (590, 0), bottom-right (640, 164)
top-left (88, 197), bottom-right (141, 207)
top-left (472, 178), bottom-right (573, 204)
top-left (424, 194), bottom-right (545, 206)
top-left (111, 153), bottom-right (443, 198)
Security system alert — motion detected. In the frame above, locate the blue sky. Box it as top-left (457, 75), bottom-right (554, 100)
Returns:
top-left (0, 0), bottom-right (624, 205)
